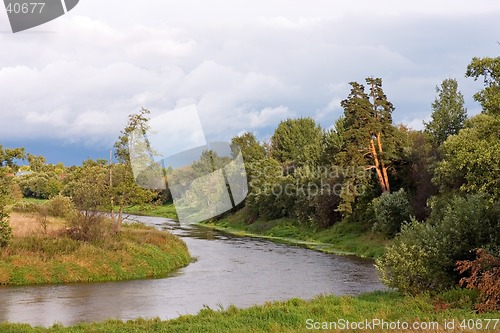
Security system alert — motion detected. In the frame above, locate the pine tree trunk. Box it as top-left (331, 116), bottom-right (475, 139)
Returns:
top-left (369, 137), bottom-right (388, 192)
top-left (376, 132), bottom-right (391, 192)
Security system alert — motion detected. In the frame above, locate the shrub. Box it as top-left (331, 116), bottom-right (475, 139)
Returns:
top-left (0, 219), bottom-right (12, 248)
top-left (67, 212), bottom-right (112, 242)
top-left (45, 195), bottom-right (75, 218)
top-left (372, 188), bottom-right (411, 238)
top-left (376, 218), bottom-right (449, 295)
top-left (456, 248), bottom-right (500, 312)
top-left (12, 200), bottom-right (40, 213)
top-left (376, 194), bottom-right (500, 295)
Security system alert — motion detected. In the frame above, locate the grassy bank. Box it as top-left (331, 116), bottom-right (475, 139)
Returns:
top-left (0, 212), bottom-right (190, 285)
top-left (121, 203), bottom-right (178, 219)
top-left (201, 209), bottom-right (388, 258)
top-left (1, 290), bottom-right (498, 332)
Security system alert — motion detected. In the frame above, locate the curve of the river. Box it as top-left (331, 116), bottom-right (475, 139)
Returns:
top-left (0, 215), bottom-right (385, 327)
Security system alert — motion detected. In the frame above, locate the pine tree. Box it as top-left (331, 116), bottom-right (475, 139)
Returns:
top-left (337, 78), bottom-right (396, 214)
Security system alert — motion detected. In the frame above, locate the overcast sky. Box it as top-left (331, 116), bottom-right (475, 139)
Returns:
top-left (1, 0), bottom-right (500, 164)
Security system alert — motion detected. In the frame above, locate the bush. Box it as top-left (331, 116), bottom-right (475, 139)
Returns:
top-left (67, 212), bottom-right (112, 242)
top-left (12, 200), bottom-right (41, 213)
top-left (456, 248), bottom-right (500, 312)
top-left (0, 219), bottom-right (12, 248)
top-left (376, 218), bottom-right (449, 295)
top-left (372, 189), bottom-right (411, 238)
top-left (376, 194), bottom-right (500, 295)
top-left (45, 195), bottom-right (75, 218)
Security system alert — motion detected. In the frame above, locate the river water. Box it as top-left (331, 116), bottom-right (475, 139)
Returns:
top-left (0, 215), bottom-right (385, 327)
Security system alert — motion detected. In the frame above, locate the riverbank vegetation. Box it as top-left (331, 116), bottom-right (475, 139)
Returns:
top-left (204, 56), bottom-right (500, 312)
top-left (0, 111), bottom-right (190, 286)
top-left (1, 289), bottom-right (498, 333)
top-left (0, 200), bottom-right (190, 285)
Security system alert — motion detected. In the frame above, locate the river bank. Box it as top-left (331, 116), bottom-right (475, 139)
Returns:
top-left (200, 209), bottom-right (389, 258)
top-left (0, 212), bottom-right (191, 285)
top-left (1, 289), bottom-right (497, 333)
top-left (124, 203), bottom-right (388, 258)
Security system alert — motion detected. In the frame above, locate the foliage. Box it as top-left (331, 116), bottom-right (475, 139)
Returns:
top-left (337, 78), bottom-right (397, 214)
top-left (230, 132), bottom-right (266, 164)
top-left (0, 219), bottom-right (12, 248)
top-left (0, 145), bottom-right (25, 171)
top-left (17, 171), bottom-right (62, 199)
top-left (376, 218), bottom-right (448, 295)
top-left (433, 114), bottom-right (500, 201)
top-left (0, 169), bottom-right (13, 247)
top-left (424, 78), bottom-right (467, 145)
top-left (396, 130), bottom-right (437, 221)
top-left (0, 218), bottom-right (190, 285)
top-left (45, 195), bottom-right (75, 218)
top-left (376, 194), bottom-right (500, 295)
top-left (371, 189), bottom-right (411, 238)
top-left (457, 248), bottom-right (500, 312)
top-left (270, 117), bottom-right (323, 169)
top-left (26, 153), bottom-right (46, 173)
top-left (466, 56), bottom-right (500, 116)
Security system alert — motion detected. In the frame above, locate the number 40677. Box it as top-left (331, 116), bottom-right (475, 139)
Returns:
top-left (6, 2), bottom-right (45, 14)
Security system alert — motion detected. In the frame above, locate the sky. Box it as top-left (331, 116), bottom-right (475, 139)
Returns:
top-left (1, 0), bottom-right (500, 165)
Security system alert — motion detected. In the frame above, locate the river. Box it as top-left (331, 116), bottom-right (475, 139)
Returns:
top-left (0, 215), bottom-right (385, 327)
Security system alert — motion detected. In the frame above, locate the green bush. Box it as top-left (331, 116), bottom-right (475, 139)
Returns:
top-left (45, 195), bottom-right (75, 218)
top-left (372, 188), bottom-right (411, 238)
top-left (376, 194), bottom-right (500, 295)
top-left (0, 219), bottom-right (12, 247)
top-left (376, 218), bottom-right (449, 295)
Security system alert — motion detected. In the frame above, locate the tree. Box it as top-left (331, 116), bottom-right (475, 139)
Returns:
top-left (0, 168), bottom-right (13, 247)
top-left (0, 145), bottom-right (25, 247)
top-left (231, 132), bottom-right (266, 164)
top-left (0, 146), bottom-right (25, 171)
top-left (424, 78), bottom-right (467, 145)
top-left (27, 153), bottom-right (46, 173)
top-left (66, 160), bottom-right (110, 241)
top-left (112, 108), bottom-right (157, 231)
top-left (433, 114), bottom-right (500, 201)
top-left (337, 78), bottom-right (397, 214)
top-left (320, 116), bottom-right (345, 166)
top-left (466, 56), bottom-right (500, 116)
top-left (270, 118), bottom-right (323, 169)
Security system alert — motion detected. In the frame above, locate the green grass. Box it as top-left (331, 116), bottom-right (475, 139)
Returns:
top-left (121, 202), bottom-right (178, 219)
top-left (1, 290), bottom-right (498, 332)
top-left (0, 222), bottom-right (191, 285)
top-left (201, 209), bottom-right (388, 258)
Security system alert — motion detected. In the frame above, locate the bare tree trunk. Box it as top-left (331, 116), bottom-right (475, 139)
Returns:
top-left (376, 132), bottom-right (391, 192)
top-left (369, 137), bottom-right (388, 192)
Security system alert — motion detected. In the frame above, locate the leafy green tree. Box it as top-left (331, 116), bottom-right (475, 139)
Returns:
top-left (27, 153), bottom-right (46, 173)
top-left (424, 78), bottom-right (467, 145)
top-left (0, 169), bottom-right (13, 247)
top-left (112, 108), bottom-right (158, 230)
top-left (320, 116), bottom-right (345, 166)
top-left (0, 145), bottom-right (25, 247)
top-left (466, 56), bottom-right (500, 116)
top-left (0, 146), bottom-right (25, 171)
top-left (433, 114), bottom-right (500, 201)
top-left (231, 132), bottom-right (266, 164)
top-left (270, 118), bottom-right (323, 169)
top-left (371, 188), bottom-right (411, 238)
